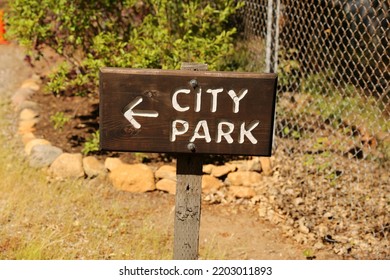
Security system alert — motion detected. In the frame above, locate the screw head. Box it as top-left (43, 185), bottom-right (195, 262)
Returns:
top-left (189, 79), bottom-right (198, 89)
top-left (187, 143), bottom-right (196, 152)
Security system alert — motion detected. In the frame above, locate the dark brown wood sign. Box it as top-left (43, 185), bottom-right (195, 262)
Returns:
top-left (99, 67), bottom-right (277, 156)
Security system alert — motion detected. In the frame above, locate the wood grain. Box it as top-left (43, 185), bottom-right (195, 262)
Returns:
top-left (99, 67), bottom-right (277, 156)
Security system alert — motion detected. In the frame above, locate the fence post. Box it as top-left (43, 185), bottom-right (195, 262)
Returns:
top-left (265, 0), bottom-right (274, 73)
top-left (273, 0), bottom-right (281, 73)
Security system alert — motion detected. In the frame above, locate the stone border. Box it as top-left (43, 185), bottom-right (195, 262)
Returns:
top-left (12, 76), bottom-right (274, 198)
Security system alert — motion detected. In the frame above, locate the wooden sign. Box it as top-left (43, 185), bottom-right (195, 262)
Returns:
top-left (99, 68), bottom-right (277, 156)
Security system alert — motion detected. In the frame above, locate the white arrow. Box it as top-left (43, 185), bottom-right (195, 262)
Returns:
top-left (123, 96), bottom-right (159, 129)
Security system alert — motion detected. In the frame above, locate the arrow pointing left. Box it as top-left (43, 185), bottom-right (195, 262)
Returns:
top-left (123, 96), bottom-right (159, 129)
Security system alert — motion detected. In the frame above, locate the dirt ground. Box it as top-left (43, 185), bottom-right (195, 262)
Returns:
top-left (148, 193), bottom-right (333, 260)
top-left (119, 190), bottom-right (319, 260)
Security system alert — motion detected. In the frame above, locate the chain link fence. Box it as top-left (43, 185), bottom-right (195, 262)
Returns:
top-left (241, 0), bottom-right (389, 259)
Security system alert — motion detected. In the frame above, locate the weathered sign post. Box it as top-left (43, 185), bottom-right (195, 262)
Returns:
top-left (173, 63), bottom-right (208, 260)
top-left (99, 65), bottom-right (277, 259)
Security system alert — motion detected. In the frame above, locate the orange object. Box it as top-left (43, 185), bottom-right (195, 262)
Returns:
top-left (0, 9), bottom-right (9, 44)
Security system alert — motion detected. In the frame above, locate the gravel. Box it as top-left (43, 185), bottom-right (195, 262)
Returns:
top-left (205, 139), bottom-right (389, 259)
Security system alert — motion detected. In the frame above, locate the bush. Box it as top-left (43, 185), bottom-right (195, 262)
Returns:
top-left (6, 0), bottom-right (243, 96)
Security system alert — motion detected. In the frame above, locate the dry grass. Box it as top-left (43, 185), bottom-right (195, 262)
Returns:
top-left (0, 105), bottom-right (223, 260)
top-left (0, 147), bottom-right (168, 259)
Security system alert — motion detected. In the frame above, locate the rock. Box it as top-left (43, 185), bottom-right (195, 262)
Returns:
top-left (15, 100), bottom-right (39, 112)
top-left (211, 165), bottom-right (233, 178)
top-left (83, 156), bottom-right (105, 178)
top-left (323, 212), bottom-right (333, 219)
top-left (293, 233), bottom-right (308, 244)
top-left (202, 175), bottom-right (224, 194)
top-left (11, 87), bottom-right (35, 107)
top-left (299, 224), bottom-right (310, 234)
top-left (226, 171), bottom-right (262, 186)
top-left (298, 218), bottom-right (310, 234)
top-left (21, 79), bottom-right (40, 91)
top-left (21, 132), bottom-right (36, 145)
top-left (267, 209), bottom-right (284, 225)
top-left (228, 185), bottom-right (256, 198)
top-left (29, 145), bottom-right (63, 168)
top-left (155, 165), bottom-right (176, 180)
top-left (18, 119), bottom-right (39, 134)
top-left (314, 242), bottom-right (325, 250)
top-left (24, 138), bottom-right (51, 155)
top-left (156, 178), bottom-right (176, 194)
top-left (258, 203), bottom-right (268, 217)
top-left (202, 164), bottom-right (214, 174)
top-left (104, 157), bottom-right (123, 171)
top-left (257, 208), bottom-right (267, 218)
top-left (49, 153), bottom-right (84, 179)
top-left (259, 157), bottom-right (273, 176)
top-left (316, 224), bottom-right (329, 237)
top-left (293, 197), bottom-right (304, 207)
top-left (19, 108), bottom-right (39, 121)
top-left (248, 157), bottom-right (262, 172)
top-left (109, 164), bottom-right (155, 193)
top-left (236, 158), bottom-right (262, 172)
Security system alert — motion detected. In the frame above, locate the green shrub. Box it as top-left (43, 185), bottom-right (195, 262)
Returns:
top-left (6, 0), bottom-right (243, 96)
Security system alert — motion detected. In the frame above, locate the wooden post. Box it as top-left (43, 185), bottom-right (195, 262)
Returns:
top-left (173, 63), bottom-right (207, 260)
top-left (173, 154), bottom-right (203, 259)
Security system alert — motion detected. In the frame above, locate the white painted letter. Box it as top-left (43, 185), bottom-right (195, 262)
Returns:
top-left (195, 88), bottom-right (202, 112)
top-left (172, 89), bottom-right (190, 112)
top-left (227, 89), bottom-right (248, 113)
top-left (239, 121), bottom-right (259, 144)
top-left (216, 121), bottom-right (234, 144)
top-left (190, 120), bottom-right (211, 143)
top-left (206, 88), bottom-right (223, 112)
top-left (171, 120), bottom-right (189, 142)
